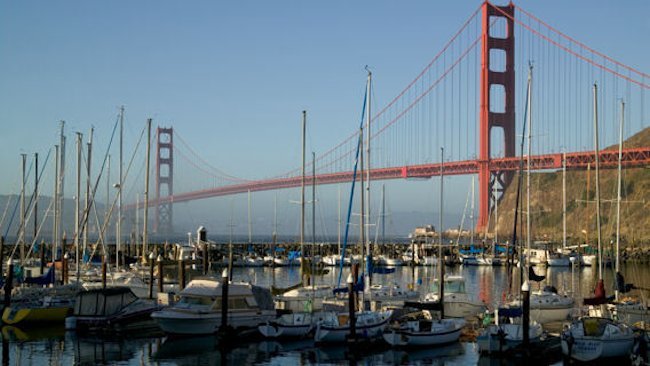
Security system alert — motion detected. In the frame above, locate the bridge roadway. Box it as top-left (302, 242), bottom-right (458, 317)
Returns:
top-left (139, 147), bottom-right (650, 208)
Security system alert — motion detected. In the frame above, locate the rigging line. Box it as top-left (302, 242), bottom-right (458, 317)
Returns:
top-left (337, 81), bottom-right (367, 289)
top-left (3, 158), bottom-right (34, 239)
top-left (515, 4), bottom-right (649, 80)
top-left (117, 121), bottom-right (147, 208)
top-left (76, 117), bottom-right (120, 251)
top-left (8, 150), bottom-right (51, 241)
top-left (490, 4), bottom-right (650, 89)
top-left (174, 131), bottom-right (248, 182)
top-left (278, 5), bottom-right (483, 178)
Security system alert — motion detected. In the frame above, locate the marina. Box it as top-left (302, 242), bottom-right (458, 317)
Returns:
top-left (0, 263), bottom-right (648, 364)
top-left (0, 0), bottom-right (649, 364)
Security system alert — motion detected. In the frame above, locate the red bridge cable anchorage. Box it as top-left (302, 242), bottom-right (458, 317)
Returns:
top-left (489, 3), bottom-right (650, 89)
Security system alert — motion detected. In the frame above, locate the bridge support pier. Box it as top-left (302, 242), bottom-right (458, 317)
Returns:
top-left (156, 127), bottom-right (174, 235)
top-left (478, 2), bottom-right (515, 233)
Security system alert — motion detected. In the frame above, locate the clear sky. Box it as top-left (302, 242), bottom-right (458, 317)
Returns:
top-left (0, 1), bottom-right (648, 237)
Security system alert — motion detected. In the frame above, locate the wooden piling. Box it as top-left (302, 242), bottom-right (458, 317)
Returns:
top-left (40, 240), bottom-right (45, 274)
top-left (4, 260), bottom-right (14, 308)
top-left (347, 274), bottom-right (356, 342)
top-left (203, 243), bottom-right (209, 275)
top-left (179, 259), bottom-right (186, 290)
top-left (148, 253), bottom-right (155, 299)
top-left (220, 269), bottom-right (229, 333)
top-left (157, 255), bottom-right (164, 294)
top-left (102, 256), bottom-right (107, 289)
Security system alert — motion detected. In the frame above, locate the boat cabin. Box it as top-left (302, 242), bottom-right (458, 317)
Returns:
top-left (74, 287), bottom-right (139, 317)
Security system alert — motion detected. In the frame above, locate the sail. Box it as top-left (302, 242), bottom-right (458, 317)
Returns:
top-left (24, 266), bottom-right (55, 285)
top-left (616, 272), bottom-right (634, 294)
top-left (583, 279), bottom-right (609, 305)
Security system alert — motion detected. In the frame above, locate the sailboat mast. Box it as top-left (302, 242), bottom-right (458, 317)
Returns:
top-left (84, 128), bottom-right (94, 261)
top-left (615, 100), bottom-right (625, 297)
top-left (359, 125), bottom-right (366, 285)
top-left (439, 147), bottom-right (445, 319)
top-left (117, 106), bottom-right (124, 271)
top-left (33, 153), bottom-right (38, 245)
top-left (365, 69), bottom-right (372, 274)
top-left (381, 184), bottom-right (385, 245)
top-left (75, 132), bottom-right (82, 281)
top-left (593, 84), bottom-right (603, 281)
top-left (312, 152), bottom-right (316, 258)
top-left (142, 119), bottom-right (152, 261)
top-left (58, 121), bottom-right (66, 254)
top-left (247, 189), bottom-right (252, 244)
top-left (53, 144), bottom-right (59, 262)
top-left (300, 111), bottom-right (306, 282)
top-left (338, 185), bottom-right (341, 257)
top-left (470, 177), bottom-right (475, 246)
top-left (563, 151), bottom-right (567, 250)
top-left (526, 64), bottom-right (533, 273)
top-left (20, 153), bottom-right (26, 264)
top-left (493, 183), bottom-right (498, 246)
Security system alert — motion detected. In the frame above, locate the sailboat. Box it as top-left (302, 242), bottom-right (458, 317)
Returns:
top-left (561, 85), bottom-right (634, 362)
top-left (383, 148), bottom-right (465, 347)
top-left (478, 65), bottom-right (544, 354)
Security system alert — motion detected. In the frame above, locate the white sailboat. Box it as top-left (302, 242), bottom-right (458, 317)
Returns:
top-left (561, 85), bottom-right (635, 362)
top-left (479, 66), bottom-right (544, 354)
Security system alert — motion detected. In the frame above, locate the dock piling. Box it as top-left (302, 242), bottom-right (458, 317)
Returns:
top-left (157, 255), bottom-right (163, 294)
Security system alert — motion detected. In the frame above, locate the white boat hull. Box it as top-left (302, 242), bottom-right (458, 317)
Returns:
top-left (561, 335), bottom-right (634, 362)
top-left (314, 311), bottom-right (391, 343)
top-left (382, 319), bottom-right (463, 347)
top-left (477, 323), bottom-right (543, 354)
top-left (152, 309), bottom-right (276, 335)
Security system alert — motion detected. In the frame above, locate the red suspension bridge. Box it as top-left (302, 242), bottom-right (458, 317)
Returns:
top-left (141, 2), bottom-right (650, 234)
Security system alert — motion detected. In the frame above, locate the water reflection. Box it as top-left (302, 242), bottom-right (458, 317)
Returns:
top-left (0, 264), bottom-right (648, 365)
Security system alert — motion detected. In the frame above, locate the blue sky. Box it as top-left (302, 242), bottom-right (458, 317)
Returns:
top-left (0, 1), bottom-right (648, 236)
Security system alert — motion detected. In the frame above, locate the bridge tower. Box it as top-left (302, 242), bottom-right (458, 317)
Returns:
top-left (155, 127), bottom-right (174, 234)
top-left (478, 2), bottom-right (515, 232)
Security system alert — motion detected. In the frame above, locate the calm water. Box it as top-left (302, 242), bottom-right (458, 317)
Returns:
top-left (2, 263), bottom-right (647, 365)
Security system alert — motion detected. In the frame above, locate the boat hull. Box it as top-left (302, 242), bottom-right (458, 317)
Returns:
top-left (314, 312), bottom-right (391, 343)
top-left (561, 335), bottom-right (635, 362)
top-left (477, 323), bottom-right (543, 354)
top-left (2, 306), bottom-right (71, 325)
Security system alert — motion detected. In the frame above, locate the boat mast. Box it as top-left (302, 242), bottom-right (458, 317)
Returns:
top-left (439, 147), bottom-right (445, 319)
top-left (142, 119), bottom-right (152, 261)
top-left (247, 189), bottom-right (252, 245)
top-left (105, 154), bottom-right (110, 249)
top-left (84, 128), bottom-right (94, 262)
top-left (19, 153), bottom-right (26, 264)
top-left (615, 100), bottom-right (624, 300)
top-left (338, 184), bottom-right (341, 257)
top-left (364, 68), bottom-right (372, 289)
top-left (593, 84), bottom-right (603, 281)
top-left (563, 151), bottom-right (567, 251)
top-left (75, 132), bottom-right (82, 281)
top-left (470, 176), bottom-right (475, 246)
top-left (58, 121), bottom-right (66, 255)
top-left (381, 184), bottom-right (385, 245)
top-left (312, 152), bottom-right (317, 282)
top-left (300, 111), bottom-right (306, 284)
top-left (493, 182), bottom-right (498, 248)
top-left (117, 106), bottom-right (124, 271)
top-left (359, 123), bottom-right (366, 295)
top-left (33, 153), bottom-right (38, 246)
top-left (526, 64), bottom-right (533, 275)
top-left (53, 144), bottom-right (59, 264)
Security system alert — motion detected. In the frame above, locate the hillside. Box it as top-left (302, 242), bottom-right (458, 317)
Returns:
top-left (495, 127), bottom-right (650, 244)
